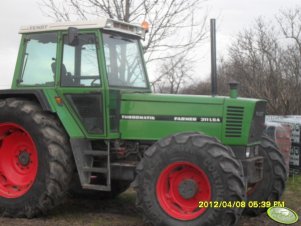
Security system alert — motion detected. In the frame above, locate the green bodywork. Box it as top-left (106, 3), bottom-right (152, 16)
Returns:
top-left (10, 28), bottom-right (266, 147)
top-left (119, 93), bottom-right (263, 146)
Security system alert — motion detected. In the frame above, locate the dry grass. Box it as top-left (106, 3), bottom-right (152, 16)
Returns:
top-left (0, 175), bottom-right (300, 226)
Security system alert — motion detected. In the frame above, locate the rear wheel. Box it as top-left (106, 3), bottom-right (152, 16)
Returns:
top-left (133, 132), bottom-right (246, 226)
top-left (0, 98), bottom-right (74, 217)
top-left (244, 136), bottom-right (287, 216)
top-left (0, 123), bottom-right (38, 199)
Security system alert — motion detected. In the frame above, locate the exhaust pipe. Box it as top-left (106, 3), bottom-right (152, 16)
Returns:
top-left (210, 19), bottom-right (217, 96)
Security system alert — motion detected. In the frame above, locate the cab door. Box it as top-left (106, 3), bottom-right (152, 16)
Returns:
top-left (56, 30), bottom-right (106, 138)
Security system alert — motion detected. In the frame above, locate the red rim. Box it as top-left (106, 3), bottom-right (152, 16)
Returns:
top-left (0, 123), bottom-right (38, 198)
top-left (156, 161), bottom-right (211, 220)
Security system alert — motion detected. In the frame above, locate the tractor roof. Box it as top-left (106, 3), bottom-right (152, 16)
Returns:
top-left (19, 17), bottom-right (145, 38)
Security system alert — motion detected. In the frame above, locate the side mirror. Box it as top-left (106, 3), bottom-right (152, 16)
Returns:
top-left (68, 27), bottom-right (79, 46)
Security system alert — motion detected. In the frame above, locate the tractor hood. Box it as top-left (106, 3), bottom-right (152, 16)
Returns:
top-left (119, 92), bottom-right (266, 145)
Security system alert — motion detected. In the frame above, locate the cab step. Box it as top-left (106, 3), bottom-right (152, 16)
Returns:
top-left (83, 150), bottom-right (108, 156)
top-left (70, 139), bottom-right (111, 191)
top-left (82, 184), bottom-right (111, 191)
top-left (82, 167), bottom-right (108, 174)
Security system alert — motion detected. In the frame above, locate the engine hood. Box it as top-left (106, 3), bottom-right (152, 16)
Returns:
top-left (118, 92), bottom-right (266, 146)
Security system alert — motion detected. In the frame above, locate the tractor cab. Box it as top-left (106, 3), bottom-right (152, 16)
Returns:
top-left (13, 18), bottom-right (150, 138)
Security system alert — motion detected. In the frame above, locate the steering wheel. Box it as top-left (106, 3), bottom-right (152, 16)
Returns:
top-left (91, 78), bottom-right (100, 86)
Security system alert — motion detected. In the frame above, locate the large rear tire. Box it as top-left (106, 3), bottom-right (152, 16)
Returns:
top-left (244, 136), bottom-right (287, 216)
top-left (0, 98), bottom-right (74, 217)
top-left (133, 132), bottom-right (246, 226)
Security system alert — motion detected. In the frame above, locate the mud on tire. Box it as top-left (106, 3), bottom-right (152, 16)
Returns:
top-left (133, 132), bottom-right (246, 226)
top-left (0, 98), bottom-right (74, 218)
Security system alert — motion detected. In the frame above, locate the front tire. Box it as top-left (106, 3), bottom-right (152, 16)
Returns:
top-left (244, 136), bottom-right (287, 216)
top-left (0, 98), bottom-right (74, 217)
top-left (133, 132), bottom-right (246, 226)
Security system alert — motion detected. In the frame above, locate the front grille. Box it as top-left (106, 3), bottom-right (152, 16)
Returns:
top-left (225, 106), bottom-right (244, 138)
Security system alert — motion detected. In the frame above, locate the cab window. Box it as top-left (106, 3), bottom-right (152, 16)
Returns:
top-left (103, 33), bottom-right (147, 88)
top-left (19, 32), bottom-right (57, 86)
top-left (61, 34), bottom-right (101, 87)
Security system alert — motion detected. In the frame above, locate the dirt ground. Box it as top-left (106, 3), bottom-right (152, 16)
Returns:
top-left (0, 175), bottom-right (300, 226)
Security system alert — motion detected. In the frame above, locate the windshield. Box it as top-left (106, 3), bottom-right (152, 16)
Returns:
top-left (103, 33), bottom-right (148, 88)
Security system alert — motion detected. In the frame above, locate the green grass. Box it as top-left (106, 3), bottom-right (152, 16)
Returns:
top-left (282, 173), bottom-right (301, 212)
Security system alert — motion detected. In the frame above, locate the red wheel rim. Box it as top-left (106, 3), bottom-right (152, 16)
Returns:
top-left (0, 123), bottom-right (38, 198)
top-left (156, 161), bottom-right (211, 220)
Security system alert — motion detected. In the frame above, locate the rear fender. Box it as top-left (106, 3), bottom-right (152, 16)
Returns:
top-left (0, 89), bottom-right (52, 112)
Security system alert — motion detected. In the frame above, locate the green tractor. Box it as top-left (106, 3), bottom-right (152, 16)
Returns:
top-left (0, 18), bottom-right (286, 226)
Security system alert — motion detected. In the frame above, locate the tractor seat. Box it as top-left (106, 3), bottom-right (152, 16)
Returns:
top-left (51, 62), bottom-right (74, 86)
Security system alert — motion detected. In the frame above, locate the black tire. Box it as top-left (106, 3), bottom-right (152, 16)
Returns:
top-left (244, 135), bottom-right (287, 216)
top-left (0, 98), bottom-right (74, 218)
top-left (133, 132), bottom-right (246, 226)
top-left (69, 174), bottom-right (131, 199)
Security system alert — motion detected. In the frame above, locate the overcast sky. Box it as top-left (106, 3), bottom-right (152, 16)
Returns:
top-left (0, 0), bottom-right (300, 89)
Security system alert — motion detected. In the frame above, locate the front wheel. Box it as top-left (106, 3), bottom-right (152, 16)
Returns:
top-left (133, 132), bottom-right (246, 226)
top-left (244, 136), bottom-right (287, 216)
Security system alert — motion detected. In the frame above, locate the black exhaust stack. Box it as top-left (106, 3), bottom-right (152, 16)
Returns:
top-left (210, 19), bottom-right (217, 96)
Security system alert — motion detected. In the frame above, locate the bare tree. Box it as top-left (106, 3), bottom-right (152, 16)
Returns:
top-left (219, 18), bottom-right (296, 114)
top-left (152, 55), bottom-right (193, 93)
top-left (181, 79), bottom-right (211, 95)
top-left (276, 7), bottom-right (301, 57)
top-left (275, 7), bottom-right (301, 114)
top-left (219, 10), bottom-right (301, 115)
top-left (185, 7), bottom-right (301, 115)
